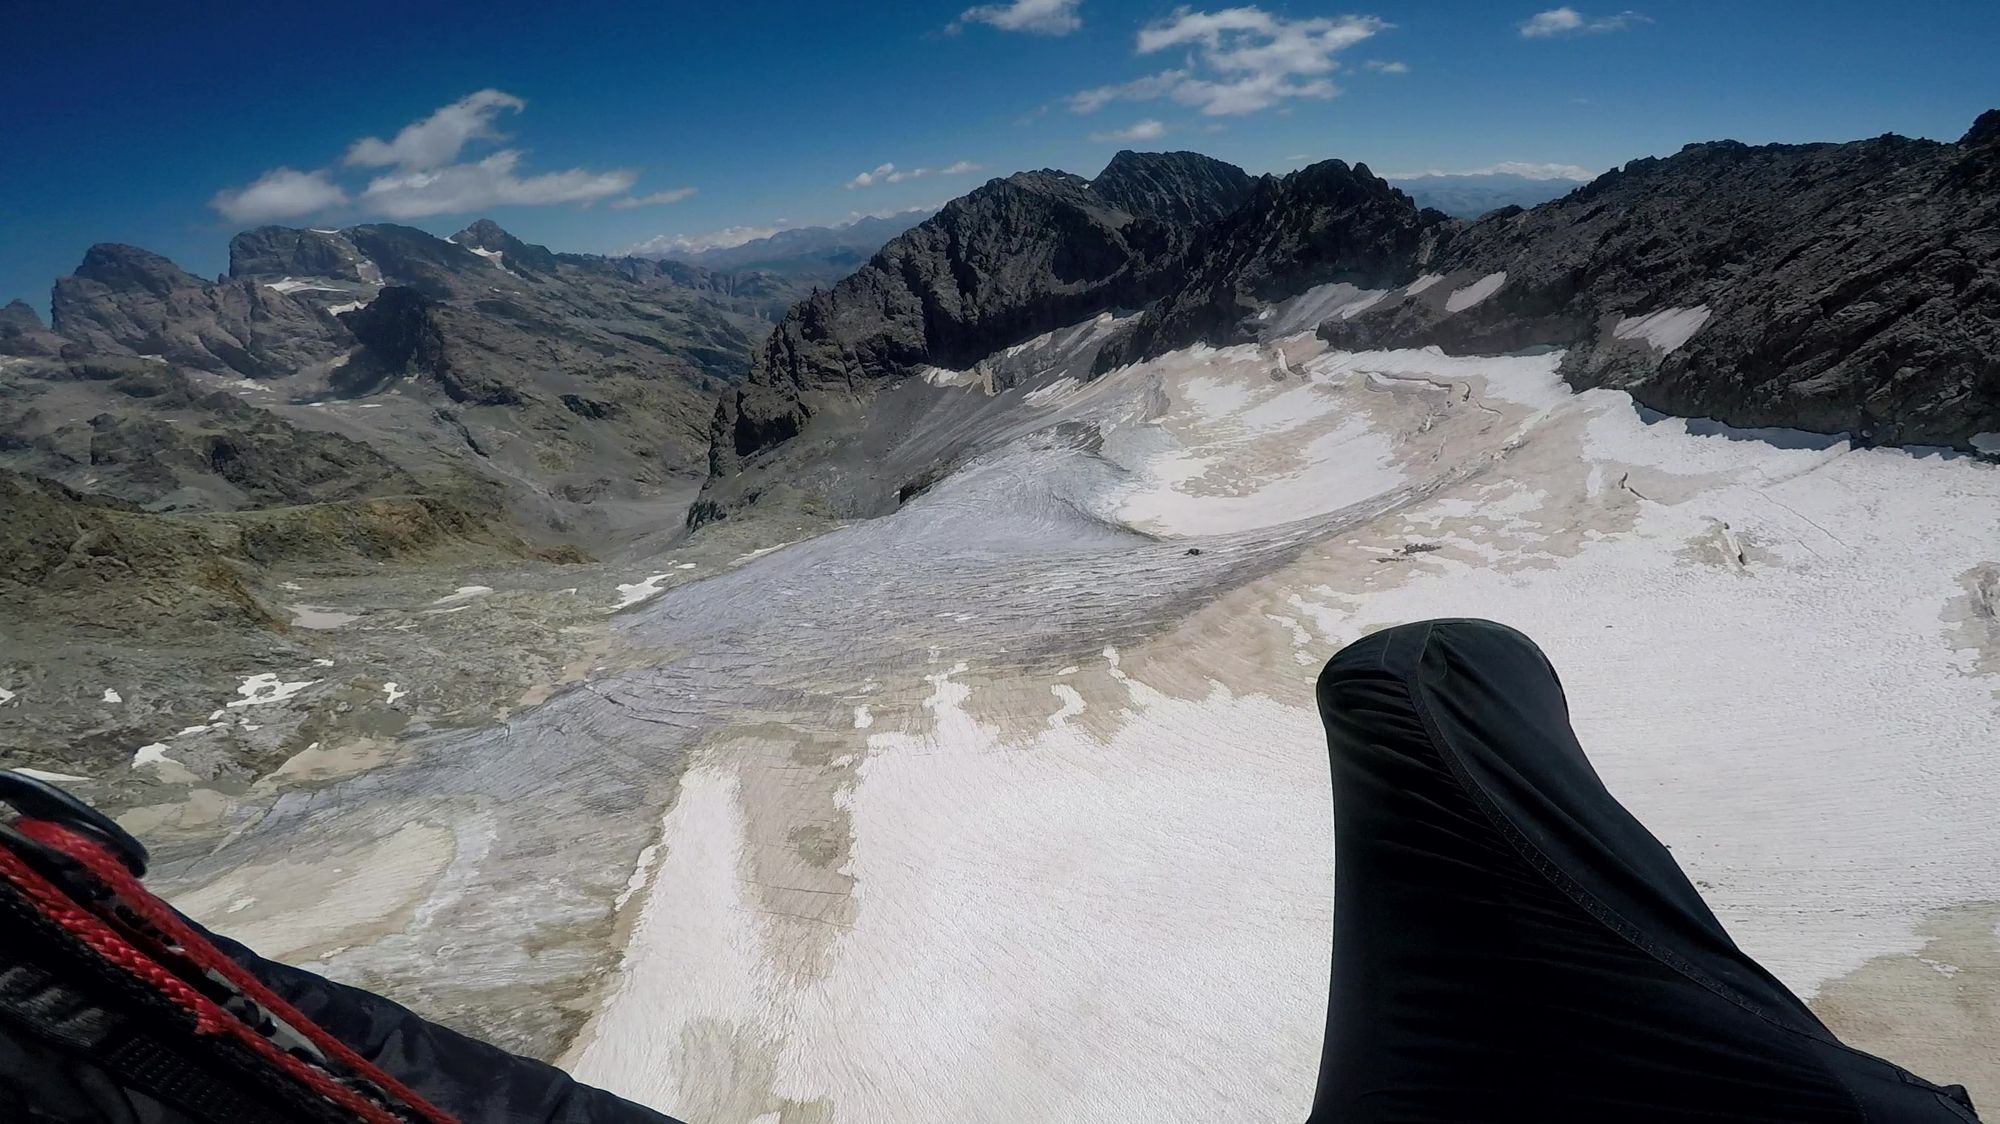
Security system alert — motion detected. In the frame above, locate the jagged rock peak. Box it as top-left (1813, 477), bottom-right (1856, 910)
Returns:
top-left (1964, 108), bottom-right (2000, 149)
top-left (1089, 150), bottom-right (1256, 225)
top-left (339, 286), bottom-right (444, 374)
top-left (69, 244), bottom-right (205, 296)
top-left (1, 299), bottom-right (44, 331)
top-left (451, 218), bottom-right (559, 275)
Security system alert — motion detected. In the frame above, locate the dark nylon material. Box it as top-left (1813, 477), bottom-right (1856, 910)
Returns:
top-left (1310, 619), bottom-right (1980, 1122)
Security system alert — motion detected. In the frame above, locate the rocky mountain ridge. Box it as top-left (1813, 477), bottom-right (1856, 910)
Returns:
top-left (698, 113), bottom-right (1999, 525)
top-left (6, 219), bottom-right (808, 547)
top-left (704, 151), bottom-right (1251, 494)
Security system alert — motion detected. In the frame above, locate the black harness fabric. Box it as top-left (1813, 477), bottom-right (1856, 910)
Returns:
top-left (1310, 619), bottom-right (1980, 1123)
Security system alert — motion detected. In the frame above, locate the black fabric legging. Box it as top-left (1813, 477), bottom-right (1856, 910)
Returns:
top-left (1310, 619), bottom-right (1980, 1122)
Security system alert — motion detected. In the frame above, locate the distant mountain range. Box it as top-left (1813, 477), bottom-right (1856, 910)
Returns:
top-left (1385, 172), bottom-right (1590, 217)
top-left (6, 114), bottom-right (1995, 613)
top-left (624, 211), bottom-right (933, 278)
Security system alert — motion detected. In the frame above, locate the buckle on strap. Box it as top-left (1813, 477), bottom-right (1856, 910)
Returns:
top-left (0, 769), bottom-right (150, 877)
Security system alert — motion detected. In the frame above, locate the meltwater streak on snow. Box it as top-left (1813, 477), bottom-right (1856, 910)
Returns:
top-left (1614, 305), bottom-right (1713, 352)
top-left (1260, 282), bottom-right (1389, 338)
top-left (1444, 270), bottom-right (1506, 312)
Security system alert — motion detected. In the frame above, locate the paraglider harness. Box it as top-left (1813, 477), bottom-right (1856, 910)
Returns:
top-left (0, 769), bottom-right (458, 1124)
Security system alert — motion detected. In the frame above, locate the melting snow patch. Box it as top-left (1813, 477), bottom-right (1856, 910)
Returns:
top-left (101, 688), bottom-right (122, 704)
top-left (131, 744), bottom-right (173, 767)
top-left (263, 278), bottom-right (347, 295)
top-left (1444, 271), bottom-right (1507, 313)
top-left (290, 605), bottom-right (359, 629)
top-left (383, 682), bottom-right (408, 705)
top-left (1047, 684), bottom-right (1086, 727)
top-left (226, 673), bottom-right (316, 708)
top-left (1613, 306), bottom-right (1712, 353)
top-left (1405, 273), bottom-right (1443, 295)
top-left (853, 705), bottom-right (874, 730)
top-left (613, 574), bottom-right (672, 611)
top-left (311, 658), bottom-right (335, 667)
top-left (325, 301), bottom-right (366, 315)
top-left (432, 585), bottom-right (493, 605)
top-left (282, 581), bottom-right (305, 591)
top-left (1970, 432), bottom-right (2000, 456)
top-left (0, 688), bottom-right (16, 705)
top-left (922, 365), bottom-right (984, 389)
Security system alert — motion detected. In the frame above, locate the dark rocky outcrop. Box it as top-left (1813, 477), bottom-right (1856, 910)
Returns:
top-left (0, 299), bottom-right (62, 357)
top-left (453, 218), bottom-right (560, 276)
top-left (707, 152), bottom-right (1253, 484)
top-left (1089, 149), bottom-right (1256, 226)
top-left (1097, 159), bottom-right (1456, 370)
top-left (227, 226), bottom-right (376, 284)
top-left (1321, 115), bottom-right (2000, 445)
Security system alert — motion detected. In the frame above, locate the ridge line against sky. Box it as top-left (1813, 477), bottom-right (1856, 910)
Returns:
top-left (4, 0), bottom-right (1997, 308)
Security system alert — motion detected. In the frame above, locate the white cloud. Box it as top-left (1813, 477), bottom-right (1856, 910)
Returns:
top-left (847, 161), bottom-right (986, 190)
top-left (211, 90), bottom-right (647, 225)
top-left (624, 224), bottom-right (787, 257)
top-left (209, 167), bottom-right (349, 224)
top-left (610, 187), bottom-right (699, 209)
top-left (1385, 161), bottom-right (1597, 181)
top-left (952, 0), bottom-right (1082, 36)
top-left (1363, 59), bottom-right (1409, 74)
top-left (345, 89), bottom-right (525, 170)
top-left (848, 163), bottom-right (897, 189)
top-left (358, 150), bottom-right (635, 218)
top-left (1070, 7), bottom-right (1387, 117)
top-left (1518, 7), bottom-right (1648, 37)
top-left (1089, 119), bottom-right (1167, 143)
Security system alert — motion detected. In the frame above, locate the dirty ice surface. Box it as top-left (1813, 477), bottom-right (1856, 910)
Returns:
top-left (165, 313), bottom-right (2000, 1123)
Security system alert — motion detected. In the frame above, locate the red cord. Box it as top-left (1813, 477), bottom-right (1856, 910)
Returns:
top-left (6, 819), bottom-right (457, 1124)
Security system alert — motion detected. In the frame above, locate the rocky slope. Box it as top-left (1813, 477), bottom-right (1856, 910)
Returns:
top-left (0, 355), bottom-right (430, 510)
top-left (698, 117), bottom-right (1997, 529)
top-left (1322, 112), bottom-right (2000, 445)
top-left (11, 219), bottom-right (799, 545)
top-left (52, 243), bottom-right (351, 377)
top-left (1088, 149), bottom-right (1256, 226)
top-left (697, 151), bottom-right (1253, 518)
top-left (1095, 159), bottom-right (1455, 370)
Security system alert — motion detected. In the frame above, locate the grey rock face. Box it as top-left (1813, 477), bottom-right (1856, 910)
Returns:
top-left (453, 218), bottom-right (560, 276)
top-left (1088, 149), bottom-right (1256, 226)
top-left (227, 226), bottom-right (376, 284)
top-left (0, 299), bottom-right (62, 357)
top-left (1097, 159), bottom-right (1456, 371)
top-left (703, 153), bottom-right (1255, 498)
top-left (0, 357), bottom-right (428, 510)
top-left (51, 243), bottom-right (353, 377)
top-left (1322, 115), bottom-right (2000, 446)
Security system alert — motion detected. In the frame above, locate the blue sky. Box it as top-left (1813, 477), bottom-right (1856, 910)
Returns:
top-left (4, 1), bottom-right (1995, 311)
